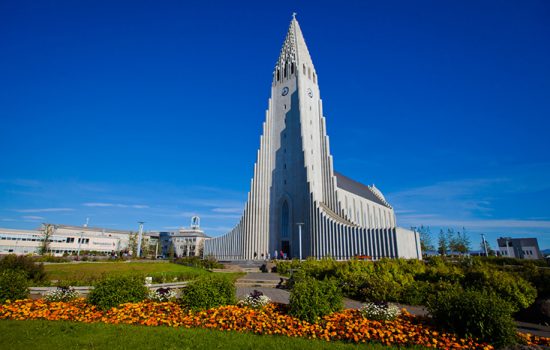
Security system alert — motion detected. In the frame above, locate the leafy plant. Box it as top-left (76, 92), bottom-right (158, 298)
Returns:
top-left (180, 274), bottom-right (235, 310)
top-left (462, 268), bottom-right (536, 311)
top-left (0, 254), bottom-right (46, 283)
top-left (289, 274), bottom-right (342, 323)
top-left (427, 288), bottom-right (517, 346)
top-left (0, 269), bottom-right (29, 303)
top-left (87, 276), bottom-right (148, 310)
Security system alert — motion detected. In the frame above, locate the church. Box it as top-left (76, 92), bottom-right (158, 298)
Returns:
top-left (204, 16), bottom-right (421, 261)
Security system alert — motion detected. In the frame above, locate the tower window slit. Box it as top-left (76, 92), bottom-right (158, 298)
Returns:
top-left (291, 63), bottom-right (294, 74)
top-left (308, 67), bottom-right (311, 79)
top-left (303, 64), bottom-right (306, 75)
top-left (277, 70), bottom-right (280, 81)
top-left (313, 72), bottom-right (316, 83)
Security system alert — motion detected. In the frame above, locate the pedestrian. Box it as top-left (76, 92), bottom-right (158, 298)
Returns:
top-left (274, 250), bottom-right (278, 260)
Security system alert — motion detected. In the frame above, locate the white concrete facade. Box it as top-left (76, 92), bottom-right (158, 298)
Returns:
top-left (0, 225), bottom-right (133, 256)
top-left (204, 17), bottom-right (421, 261)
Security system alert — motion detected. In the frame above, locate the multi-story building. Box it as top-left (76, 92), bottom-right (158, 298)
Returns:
top-left (0, 224), bottom-right (134, 256)
top-left (204, 16), bottom-right (421, 261)
top-left (497, 237), bottom-right (543, 260)
top-left (159, 216), bottom-right (210, 257)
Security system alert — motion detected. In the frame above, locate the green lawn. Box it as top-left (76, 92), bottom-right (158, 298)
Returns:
top-left (42, 261), bottom-right (241, 286)
top-left (0, 320), bottom-right (424, 350)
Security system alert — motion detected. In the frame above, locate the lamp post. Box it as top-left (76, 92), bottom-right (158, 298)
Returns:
top-left (481, 233), bottom-right (488, 256)
top-left (137, 222), bottom-right (145, 258)
top-left (296, 223), bottom-right (304, 260)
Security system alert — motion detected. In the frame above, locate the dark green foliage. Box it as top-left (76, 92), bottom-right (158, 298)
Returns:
top-left (0, 254), bottom-right (46, 283)
top-left (180, 274), bottom-right (235, 310)
top-left (0, 269), bottom-right (29, 303)
top-left (173, 256), bottom-right (223, 270)
top-left (462, 268), bottom-right (536, 311)
top-left (427, 288), bottom-right (517, 346)
top-left (401, 280), bottom-right (431, 306)
top-left (289, 274), bottom-right (343, 323)
top-left (87, 276), bottom-right (148, 310)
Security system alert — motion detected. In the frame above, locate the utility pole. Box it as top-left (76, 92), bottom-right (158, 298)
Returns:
top-left (297, 223), bottom-right (304, 260)
top-left (481, 233), bottom-right (488, 256)
top-left (137, 222), bottom-right (145, 258)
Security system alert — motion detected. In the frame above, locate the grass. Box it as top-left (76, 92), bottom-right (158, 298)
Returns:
top-left (42, 261), bottom-right (242, 286)
top-left (0, 320), bottom-right (424, 350)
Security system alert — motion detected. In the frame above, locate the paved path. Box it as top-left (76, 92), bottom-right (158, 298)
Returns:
top-left (235, 272), bottom-right (550, 338)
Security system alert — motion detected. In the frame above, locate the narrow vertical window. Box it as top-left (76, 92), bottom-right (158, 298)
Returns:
top-left (303, 64), bottom-right (306, 75)
top-left (308, 67), bottom-right (311, 79)
top-left (277, 70), bottom-right (280, 81)
top-left (313, 72), bottom-right (316, 83)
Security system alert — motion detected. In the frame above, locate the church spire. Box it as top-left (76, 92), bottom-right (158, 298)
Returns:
top-left (274, 14), bottom-right (316, 84)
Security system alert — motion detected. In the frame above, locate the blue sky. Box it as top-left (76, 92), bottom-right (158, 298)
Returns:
top-left (1, 1), bottom-right (549, 250)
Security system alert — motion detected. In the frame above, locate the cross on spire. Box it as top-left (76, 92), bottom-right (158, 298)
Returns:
top-left (292, 12), bottom-right (297, 20)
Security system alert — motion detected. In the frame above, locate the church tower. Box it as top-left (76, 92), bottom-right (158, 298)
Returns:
top-left (204, 16), bottom-right (421, 260)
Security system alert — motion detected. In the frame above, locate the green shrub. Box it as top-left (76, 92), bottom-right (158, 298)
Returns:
top-left (0, 254), bottom-right (46, 283)
top-left (289, 274), bottom-right (343, 323)
top-left (463, 268), bottom-right (536, 311)
top-left (87, 276), bottom-right (148, 310)
top-left (173, 256), bottom-right (223, 270)
top-left (427, 288), bottom-right (517, 346)
top-left (0, 269), bottom-right (29, 303)
top-left (180, 274), bottom-right (235, 310)
top-left (401, 280), bottom-right (432, 305)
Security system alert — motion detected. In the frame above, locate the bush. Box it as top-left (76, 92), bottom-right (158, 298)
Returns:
top-left (427, 288), bottom-right (517, 346)
top-left (44, 286), bottom-right (79, 302)
top-left (289, 274), bottom-right (343, 323)
top-left (173, 256), bottom-right (223, 270)
top-left (0, 269), bottom-right (29, 303)
top-left (0, 254), bottom-right (46, 283)
top-left (401, 280), bottom-right (432, 305)
top-left (87, 276), bottom-right (148, 310)
top-left (463, 268), bottom-right (536, 311)
top-left (180, 275), bottom-right (235, 310)
top-left (360, 301), bottom-right (401, 321)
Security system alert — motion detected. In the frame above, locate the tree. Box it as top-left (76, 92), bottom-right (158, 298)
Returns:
top-left (168, 242), bottom-right (175, 260)
top-left (446, 228), bottom-right (456, 254)
top-left (417, 225), bottom-right (434, 252)
top-left (128, 232), bottom-right (138, 258)
top-left (39, 224), bottom-right (54, 255)
top-left (140, 237), bottom-right (151, 258)
top-left (438, 229), bottom-right (448, 256)
top-left (454, 227), bottom-right (471, 254)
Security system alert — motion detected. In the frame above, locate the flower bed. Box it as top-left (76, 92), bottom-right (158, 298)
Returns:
top-left (0, 299), bottom-right (548, 349)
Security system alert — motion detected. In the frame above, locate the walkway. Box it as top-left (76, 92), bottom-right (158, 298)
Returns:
top-left (235, 272), bottom-right (550, 338)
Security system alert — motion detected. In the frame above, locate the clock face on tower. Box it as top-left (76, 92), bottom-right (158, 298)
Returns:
top-left (307, 88), bottom-right (313, 98)
top-left (281, 87), bottom-right (289, 96)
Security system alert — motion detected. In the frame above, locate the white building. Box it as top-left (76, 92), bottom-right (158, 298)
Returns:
top-left (497, 237), bottom-right (543, 260)
top-left (159, 217), bottom-right (211, 257)
top-left (204, 16), bottom-right (421, 261)
top-left (0, 224), bottom-right (134, 256)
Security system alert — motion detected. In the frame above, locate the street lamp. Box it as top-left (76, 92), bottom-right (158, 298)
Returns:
top-left (296, 223), bottom-right (304, 260)
top-left (481, 233), bottom-right (488, 256)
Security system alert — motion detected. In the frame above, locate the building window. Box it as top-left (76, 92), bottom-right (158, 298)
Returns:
top-left (281, 201), bottom-right (289, 238)
top-left (313, 72), bottom-right (316, 83)
top-left (303, 64), bottom-right (306, 75)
